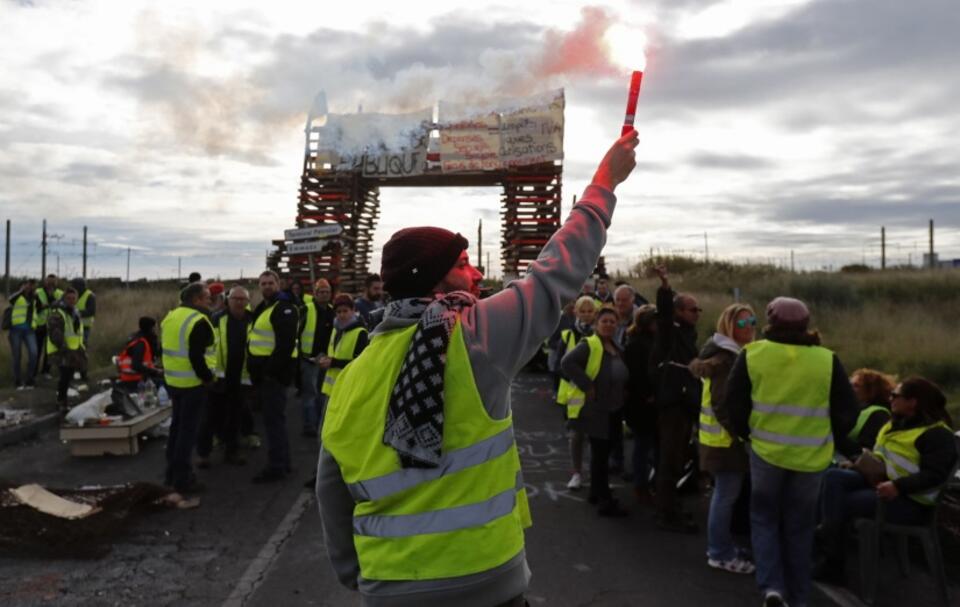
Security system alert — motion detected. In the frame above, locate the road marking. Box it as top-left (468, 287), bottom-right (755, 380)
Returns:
top-left (815, 582), bottom-right (868, 607)
top-left (222, 491), bottom-right (313, 607)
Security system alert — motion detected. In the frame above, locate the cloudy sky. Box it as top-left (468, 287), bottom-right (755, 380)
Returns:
top-left (2, 0), bottom-right (958, 281)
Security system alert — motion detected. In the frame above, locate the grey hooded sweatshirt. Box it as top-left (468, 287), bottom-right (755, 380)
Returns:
top-left (316, 184), bottom-right (617, 607)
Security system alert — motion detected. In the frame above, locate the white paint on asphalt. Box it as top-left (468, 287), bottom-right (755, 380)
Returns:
top-left (222, 491), bottom-right (313, 607)
top-left (815, 581), bottom-right (869, 607)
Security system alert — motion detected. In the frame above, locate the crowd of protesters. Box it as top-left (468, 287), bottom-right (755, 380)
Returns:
top-left (549, 267), bottom-right (958, 607)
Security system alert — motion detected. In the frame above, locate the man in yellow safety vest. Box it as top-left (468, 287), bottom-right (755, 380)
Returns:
top-left (4, 279), bottom-right (38, 390)
top-left (160, 281), bottom-right (215, 496)
top-left (298, 278), bottom-right (334, 437)
top-left (46, 287), bottom-right (85, 408)
top-left (248, 270), bottom-right (299, 483)
top-left (317, 130), bottom-right (639, 606)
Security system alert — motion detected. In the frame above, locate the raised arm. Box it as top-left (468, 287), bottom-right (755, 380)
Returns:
top-left (462, 131), bottom-right (639, 381)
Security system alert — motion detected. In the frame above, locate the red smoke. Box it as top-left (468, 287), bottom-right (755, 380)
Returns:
top-left (538, 6), bottom-right (620, 78)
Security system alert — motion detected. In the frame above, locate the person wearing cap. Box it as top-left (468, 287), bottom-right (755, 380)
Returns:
top-left (299, 278), bottom-right (335, 437)
top-left (116, 316), bottom-right (163, 391)
top-left (317, 130), bottom-right (638, 607)
top-left (317, 294), bottom-right (369, 413)
top-left (725, 296), bottom-right (858, 607)
top-left (208, 282), bottom-right (226, 315)
top-left (248, 270), bottom-right (300, 483)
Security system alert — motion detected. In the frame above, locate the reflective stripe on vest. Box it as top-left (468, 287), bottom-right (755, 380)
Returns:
top-left (564, 334), bottom-right (603, 419)
top-left (161, 306), bottom-right (213, 388)
top-left (118, 336), bottom-right (155, 382)
top-left (300, 302), bottom-right (317, 354)
top-left (848, 405), bottom-right (889, 442)
top-left (320, 326), bottom-right (367, 397)
top-left (77, 290), bottom-right (94, 328)
top-left (214, 313), bottom-right (252, 385)
top-left (46, 308), bottom-right (83, 355)
top-left (873, 421), bottom-right (950, 506)
top-left (555, 329), bottom-right (579, 406)
top-left (322, 321), bottom-right (529, 582)
top-left (699, 377), bottom-right (734, 448)
top-left (746, 340), bottom-right (835, 472)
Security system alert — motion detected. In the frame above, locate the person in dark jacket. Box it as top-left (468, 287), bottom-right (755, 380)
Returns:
top-left (5, 279), bottom-right (38, 390)
top-left (623, 304), bottom-right (658, 503)
top-left (248, 270), bottom-right (300, 483)
top-left (198, 287), bottom-right (254, 467)
top-left (836, 368), bottom-right (894, 459)
top-left (689, 303), bottom-right (757, 575)
top-left (725, 297), bottom-right (858, 607)
top-left (650, 265), bottom-right (702, 533)
top-left (161, 282), bottom-right (215, 496)
top-left (562, 307), bottom-right (630, 517)
top-left (816, 376), bottom-right (957, 584)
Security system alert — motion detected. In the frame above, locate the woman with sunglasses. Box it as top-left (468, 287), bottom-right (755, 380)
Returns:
top-left (689, 304), bottom-right (757, 575)
top-left (816, 377), bottom-right (957, 584)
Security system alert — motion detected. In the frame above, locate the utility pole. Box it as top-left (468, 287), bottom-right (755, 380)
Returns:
top-left (126, 247), bottom-right (131, 287)
top-left (486, 253), bottom-right (491, 279)
top-left (704, 232), bottom-right (709, 264)
top-left (82, 226), bottom-right (88, 279)
top-left (881, 226), bottom-right (886, 270)
top-left (41, 219), bottom-right (47, 278)
top-left (929, 219), bottom-right (935, 269)
top-left (177, 257), bottom-right (182, 282)
top-left (790, 250), bottom-right (795, 273)
top-left (4, 220), bottom-right (10, 297)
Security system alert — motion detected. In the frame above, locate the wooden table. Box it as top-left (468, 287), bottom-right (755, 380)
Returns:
top-left (60, 406), bottom-right (171, 457)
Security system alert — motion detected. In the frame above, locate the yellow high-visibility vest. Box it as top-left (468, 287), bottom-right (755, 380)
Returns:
top-left (564, 334), bottom-right (603, 420)
top-left (874, 420), bottom-right (951, 506)
top-left (35, 288), bottom-right (63, 326)
top-left (320, 325), bottom-right (367, 397)
top-left (213, 313), bottom-right (251, 386)
top-left (322, 320), bottom-right (529, 582)
top-left (555, 329), bottom-right (579, 406)
top-left (161, 306), bottom-right (214, 389)
top-left (249, 302), bottom-right (298, 358)
top-left (77, 289), bottom-right (94, 329)
top-left (746, 340), bottom-right (834, 472)
top-left (699, 377), bottom-right (734, 448)
top-left (46, 308), bottom-right (84, 355)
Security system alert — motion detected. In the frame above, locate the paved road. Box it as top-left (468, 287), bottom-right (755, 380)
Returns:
top-left (0, 373), bottom-right (953, 606)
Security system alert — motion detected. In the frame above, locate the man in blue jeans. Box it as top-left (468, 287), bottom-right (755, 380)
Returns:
top-left (6, 279), bottom-right (39, 390)
top-left (726, 297), bottom-right (857, 607)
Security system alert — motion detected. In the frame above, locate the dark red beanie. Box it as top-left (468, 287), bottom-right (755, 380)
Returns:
top-left (766, 296), bottom-right (810, 331)
top-left (381, 227), bottom-right (468, 298)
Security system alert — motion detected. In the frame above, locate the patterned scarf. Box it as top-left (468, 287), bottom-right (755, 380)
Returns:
top-left (382, 291), bottom-right (477, 468)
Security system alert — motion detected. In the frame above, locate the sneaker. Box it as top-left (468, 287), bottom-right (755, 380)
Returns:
top-left (762, 591), bottom-right (788, 607)
top-left (708, 556), bottom-right (756, 574)
top-left (16, 385), bottom-right (25, 391)
top-left (566, 473), bottom-right (582, 490)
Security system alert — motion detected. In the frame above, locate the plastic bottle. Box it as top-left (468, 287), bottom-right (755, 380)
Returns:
top-left (144, 379), bottom-right (156, 407)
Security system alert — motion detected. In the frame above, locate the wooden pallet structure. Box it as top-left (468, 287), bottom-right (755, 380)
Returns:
top-left (268, 90), bottom-right (566, 294)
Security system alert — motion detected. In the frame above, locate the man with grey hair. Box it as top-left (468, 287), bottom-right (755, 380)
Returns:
top-left (160, 281), bottom-right (215, 496)
top-left (613, 284), bottom-right (637, 349)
